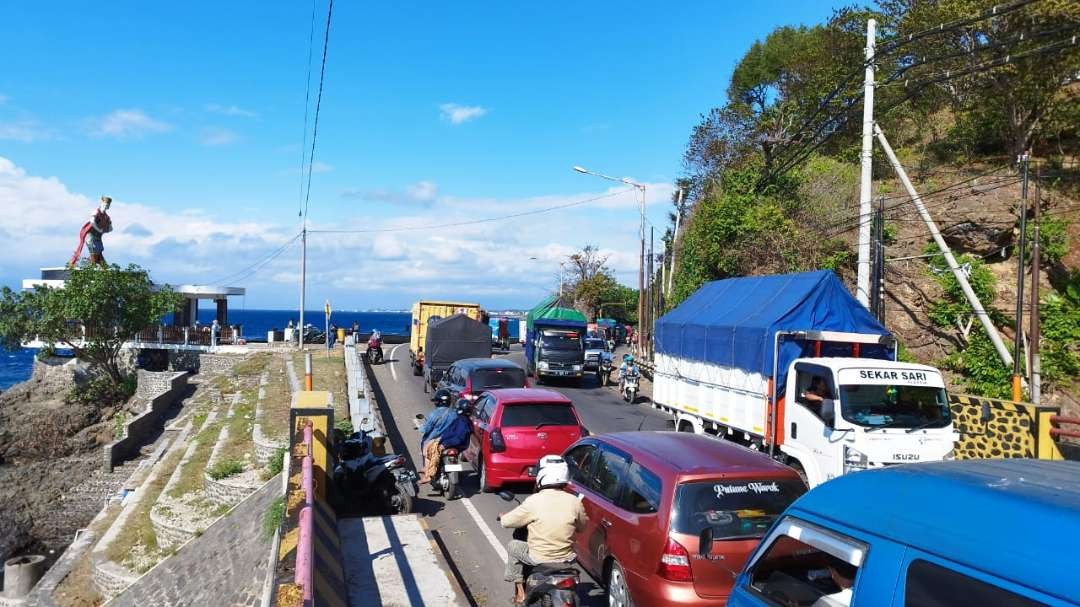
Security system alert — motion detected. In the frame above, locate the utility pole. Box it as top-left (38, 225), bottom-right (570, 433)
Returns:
top-left (1030, 167), bottom-right (1042, 404)
top-left (856, 18), bottom-right (877, 308)
top-left (299, 225), bottom-right (307, 350)
top-left (559, 262), bottom-right (566, 299)
top-left (871, 195), bottom-right (886, 323)
top-left (649, 227), bottom-right (655, 359)
top-left (1013, 152), bottom-right (1030, 402)
top-left (875, 125), bottom-right (1014, 369)
top-left (667, 188), bottom-right (684, 296)
top-left (638, 186), bottom-right (646, 354)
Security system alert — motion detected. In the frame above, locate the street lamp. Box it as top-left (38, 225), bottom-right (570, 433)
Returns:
top-left (573, 165), bottom-right (647, 354)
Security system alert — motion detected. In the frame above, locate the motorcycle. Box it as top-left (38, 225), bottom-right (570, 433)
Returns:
top-left (621, 369), bottom-right (640, 403)
top-left (366, 337), bottom-right (384, 364)
top-left (496, 491), bottom-right (580, 607)
top-left (414, 412), bottom-right (468, 500)
top-left (598, 356), bottom-right (613, 386)
top-left (334, 431), bottom-right (416, 514)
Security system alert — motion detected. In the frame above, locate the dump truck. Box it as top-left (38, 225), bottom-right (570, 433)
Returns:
top-left (653, 270), bottom-right (957, 487)
top-left (409, 300), bottom-right (481, 376)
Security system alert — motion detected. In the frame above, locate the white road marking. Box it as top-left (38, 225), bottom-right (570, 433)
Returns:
top-left (461, 497), bottom-right (508, 564)
top-left (389, 343), bottom-right (405, 382)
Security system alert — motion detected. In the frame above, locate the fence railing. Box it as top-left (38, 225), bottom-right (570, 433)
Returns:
top-left (1050, 416), bottom-right (1080, 440)
top-left (36, 323), bottom-right (243, 349)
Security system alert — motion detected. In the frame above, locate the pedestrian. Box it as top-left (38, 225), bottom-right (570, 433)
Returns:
top-left (328, 323), bottom-right (337, 349)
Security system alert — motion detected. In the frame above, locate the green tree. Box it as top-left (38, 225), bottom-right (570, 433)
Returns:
top-left (0, 264), bottom-right (181, 388)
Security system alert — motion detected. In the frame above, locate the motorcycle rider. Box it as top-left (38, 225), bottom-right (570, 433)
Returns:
top-left (418, 389), bottom-right (471, 485)
top-left (367, 329), bottom-right (384, 363)
top-left (618, 353), bottom-right (640, 394)
top-left (499, 455), bottom-right (587, 606)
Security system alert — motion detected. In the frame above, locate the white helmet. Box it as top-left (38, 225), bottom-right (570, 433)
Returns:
top-left (535, 454), bottom-right (569, 489)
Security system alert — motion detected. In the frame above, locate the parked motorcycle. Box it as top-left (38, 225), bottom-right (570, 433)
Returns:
top-left (621, 369), bottom-right (640, 403)
top-left (496, 491), bottom-right (580, 607)
top-left (334, 431), bottom-right (416, 514)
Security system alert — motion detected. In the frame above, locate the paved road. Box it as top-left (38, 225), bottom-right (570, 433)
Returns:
top-left (364, 343), bottom-right (674, 606)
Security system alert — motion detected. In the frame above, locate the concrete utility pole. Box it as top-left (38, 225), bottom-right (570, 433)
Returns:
top-left (649, 227), bottom-right (655, 359)
top-left (299, 226), bottom-right (307, 350)
top-left (667, 188), bottom-right (684, 296)
top-left (1030, 168), bottom-right (1042, 404)
top-left (856, 18), bottom-right (877, 308)
top-left (1013, 153), bottom-right (1030, 402)
top-left (875, 125), bottom-right (1014, 369)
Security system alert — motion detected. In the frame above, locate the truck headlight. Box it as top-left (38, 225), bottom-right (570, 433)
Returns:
top-left (538, 361), bottom-right (549, 370)
top-left (843, 446), bottom-right (868, 474)
top-left (572, 364), bottom-right (583, 371)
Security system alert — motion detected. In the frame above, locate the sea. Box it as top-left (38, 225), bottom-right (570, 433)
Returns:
top-left (0, 309), bottom-right (522, 391)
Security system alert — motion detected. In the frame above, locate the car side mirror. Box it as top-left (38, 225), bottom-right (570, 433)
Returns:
top-left (699, 527), bottom-right (713, 557)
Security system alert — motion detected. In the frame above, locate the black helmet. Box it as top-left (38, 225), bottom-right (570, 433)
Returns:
top-left (432, 388), bottom-right (453, 407)
top-left (454, 398), bottom-right (472, 415)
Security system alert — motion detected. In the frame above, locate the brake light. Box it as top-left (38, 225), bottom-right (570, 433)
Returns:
top-left (554, 576), bottom-right (576, 589)
top-left (444, 448), bottom-right (459, 456)
top-left (657, 537), bottom-right (693, 582)
top-left (490, 428), bottom-right (507, 453)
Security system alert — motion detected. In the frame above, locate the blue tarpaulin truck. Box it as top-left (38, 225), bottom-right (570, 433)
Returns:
top-left (653, 270), bottom-right (956, 487)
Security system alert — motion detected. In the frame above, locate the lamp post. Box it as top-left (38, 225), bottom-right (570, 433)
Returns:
top-left (573, 165), bottom-right (647, 354)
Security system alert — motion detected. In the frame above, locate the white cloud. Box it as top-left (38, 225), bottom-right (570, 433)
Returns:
top-left (199, 127), bottom-right (240, 146)
top-left (87, 109), bottom-right (173, 139)
top-left (344, 180), bottom-right (439, 206)
top-left (439, 103), bottom-right (487, 125)
top-left (204, 103), bottom-right (257, 118)
top-left (0, 120), bottom-right (53, 143)
top-left (310, 161), bottom-right (333, 173)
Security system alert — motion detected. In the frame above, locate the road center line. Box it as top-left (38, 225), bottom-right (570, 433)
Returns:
top-left (461, 497), bottom-right (508, 564)
top-left (389, 343), bottom-right (405, 382)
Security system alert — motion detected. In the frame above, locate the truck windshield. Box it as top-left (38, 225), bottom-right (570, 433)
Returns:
top-left (584, 339), bottom-right (605, 350)
top-left (540, 334), bottom-right (581, 351)
top-left (839, 384), bottom-right (951, 429)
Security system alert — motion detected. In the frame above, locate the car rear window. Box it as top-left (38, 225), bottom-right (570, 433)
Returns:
top-left (584, 339), bottom-right (605, 350)
top-left (500, 403), bottom-right (578, 427)
top-left (471, 368), bottom-right (526, 390)
top-left (671, 479), bottom-right (806, 540)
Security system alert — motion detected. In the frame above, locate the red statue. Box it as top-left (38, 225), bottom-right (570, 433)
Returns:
top-left (70, 196), bottom-right (113, 267)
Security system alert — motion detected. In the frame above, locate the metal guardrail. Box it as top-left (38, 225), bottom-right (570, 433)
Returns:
top-left (1051, 416), bottom-right (1080, 440)
top-left (295, 421), bottom-right (315, 603)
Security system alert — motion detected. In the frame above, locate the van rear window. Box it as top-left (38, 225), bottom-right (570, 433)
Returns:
top-left (671, 479), bottom-right (805, 540)
top-left (501, 404), bottom-right (577, 427)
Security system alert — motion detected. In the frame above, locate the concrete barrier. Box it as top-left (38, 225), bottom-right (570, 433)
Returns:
top-left (950, 393), bottom-right (1063, 460)
top-left (103, 372), bottom-right (188, 473)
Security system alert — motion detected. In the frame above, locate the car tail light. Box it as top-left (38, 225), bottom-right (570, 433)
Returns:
top-left (554, 576), bottom-right (576, 589)
top-left (490, 428), bottom-right (507, 453)
top-left (657, 537), bottom-right (693, 582)
top-left (444, 448), bottom-right (459, 457)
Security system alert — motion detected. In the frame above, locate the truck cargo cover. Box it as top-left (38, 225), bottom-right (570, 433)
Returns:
top-left (424, 313), bottom-right (492, 366)
top-left (656, 271), bottom-right (890, 384)
top-left (525, 295), bottom-right (587, 331)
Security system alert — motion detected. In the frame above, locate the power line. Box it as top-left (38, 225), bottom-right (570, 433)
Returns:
top-left (301, 0), bottom-right (334, 221)
top-left (878, 0), bottom-right (1044, 55)
top-left (296, 0), bottom-right (319, 216)
top-left (208, 232), bottom-right (303, 285)
top-left (308, 189), bottom-right (632, 234)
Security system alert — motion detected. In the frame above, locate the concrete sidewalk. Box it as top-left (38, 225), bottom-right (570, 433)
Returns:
top-left (340, 515), bottom-right (464, 607)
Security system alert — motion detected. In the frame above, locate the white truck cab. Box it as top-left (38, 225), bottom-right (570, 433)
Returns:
top-left (779, 357), bottom-right (956, 487)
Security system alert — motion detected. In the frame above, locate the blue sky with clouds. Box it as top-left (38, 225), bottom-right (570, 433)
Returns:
top-left (1, 1), bottom-right (842, 309)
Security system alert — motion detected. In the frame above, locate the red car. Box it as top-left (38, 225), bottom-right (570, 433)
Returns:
top-left (562, 432), bottom-right (806, 606)
top-left (465, 388), bottom-right (586, 492)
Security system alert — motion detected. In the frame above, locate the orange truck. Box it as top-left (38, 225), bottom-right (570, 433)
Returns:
top-left (409, 300), bottom-right (482, 376)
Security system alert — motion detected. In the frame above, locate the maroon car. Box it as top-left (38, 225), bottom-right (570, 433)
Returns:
top-left (464, 388), bottom-right (586, 492)
top-left (562, 432), bottom-right (806, 606)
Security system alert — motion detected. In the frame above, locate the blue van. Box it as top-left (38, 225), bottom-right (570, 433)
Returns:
top-left (725, 459), bottom-right (1080, 606)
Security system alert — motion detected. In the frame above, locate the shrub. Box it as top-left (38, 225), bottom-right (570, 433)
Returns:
top-left (207, 458), bottom-right (245, 480)
top-left (67, 373), bottom-right (137, 408)
top-left (266, 447), bottom-right (287, 478)
top-left (263, 496), bottom-right (285, 540)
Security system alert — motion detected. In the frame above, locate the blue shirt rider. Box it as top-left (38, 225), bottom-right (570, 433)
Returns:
top-left (419, 389), bottom-right (472, 484)
top-left (618, 354), bottom-right (640, 391)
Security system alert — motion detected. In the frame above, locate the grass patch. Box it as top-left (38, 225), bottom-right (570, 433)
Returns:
top-left (292, 349), bottom-right (349, 424)
top-left (207, 457), bottom-right (245, 480)
top-left (264, 446), bottom-right (287, 479)
top-left (167, 420), bottom-right (224, 498)
top-left (112, 411), bottom-right (128, 440)
top-left (263, 496), bottom-right (285, 540)
top-left (262, 355), bottom-right (293, 441)
top-left (105, 448), bottom-right (185, 565)
top-left (233, 352), bottom-right (271, 376)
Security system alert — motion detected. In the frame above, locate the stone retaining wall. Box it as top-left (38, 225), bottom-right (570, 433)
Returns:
top-left (91, 559), bottom-right (138, 600)
top-left (198, 354), bottom-right (238, 375)
top-left (252, 371), bottom-right (286, 466)
top-left (135, 370), bottom-right (175, 400)
top-left (103, 372), bottom-right (188, 473)
top-left (203, 475), bottom-right (260, 506)
top-left (147, 510), bottom-right (196, 551)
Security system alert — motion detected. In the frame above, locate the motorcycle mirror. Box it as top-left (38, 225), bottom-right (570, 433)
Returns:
top-left (497, 490), bottom-right (515, 502)
top-left (415, 413), bottom-right (426, 421)
top-left (699, 527), bottom-right (714, 557)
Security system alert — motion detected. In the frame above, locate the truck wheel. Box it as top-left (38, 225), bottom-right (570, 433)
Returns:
top-left (677, 420), bottom-right (694, 433)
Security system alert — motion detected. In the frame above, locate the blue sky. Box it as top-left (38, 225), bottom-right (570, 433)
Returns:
top-left (1, 1), bottom-right (844, 309)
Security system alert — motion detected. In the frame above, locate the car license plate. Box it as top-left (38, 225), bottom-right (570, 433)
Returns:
top-left (444, 463), bottom-right (464, 472)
